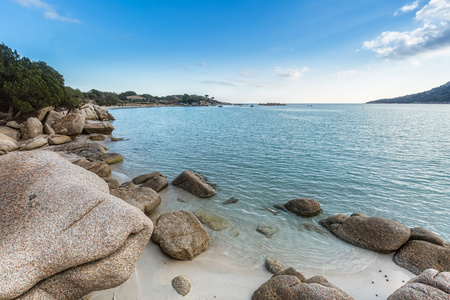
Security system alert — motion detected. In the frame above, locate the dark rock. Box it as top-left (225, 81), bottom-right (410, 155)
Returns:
top-left (265, 256), bottom-right (286, 274)
top-left (264, 207), bottom-right (280, 215)
top-left (83, 122), bottom-right (114, 135)
top-left (257, 224), bottom-right (279, 238)
top-left (410, 227), bottom-right (446, 246)
top-left (111, 137), bottom-right (124, 141)
top-left (132, 172), bottom-right (165, 184)
top-left (72, 158), bottom-right (111, 178)
top-left (388, 269), bottom-right (450, 299)
top-left (152, 210), bottom-right (209, 261)
top-left (320, 214), bottom-right (410, 253)
top-left (223, 197), bottom-right (239, 205)
top-left (52, 113), bottom-right (85, 136)
top-left (276, 267), bottom-right (306, 282)
top-left (103, 177), bottom-right (119, 190)
top-left (21, 117), bottom-right (43, 140)
top-left (285, 198), bottom-right (322, 217)
top-left (141, 175), bottom-right (168, 192)
top-left (273, 204), bottom-right (287, 211)
top-left (172, 170), bottom-right (216, 198)
top-left (110, 187), bottom-right (161, 216)
top-left (172, 276), bottom-right (192, 296)
top-left (89, 134), bottom-right (106, 141)
top-left (298, 223), bottom-right (330, 236)
top-left (193, 209), bottom-right (230, 231)
top-left (394, 240), bottom-right (450, 275)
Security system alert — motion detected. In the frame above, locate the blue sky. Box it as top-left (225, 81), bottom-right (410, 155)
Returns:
top-left (1, 0), bottom-right (450, 103)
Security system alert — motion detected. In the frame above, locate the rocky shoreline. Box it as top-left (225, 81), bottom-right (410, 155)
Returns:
top-left (0, 105), bottom-right (449, 299)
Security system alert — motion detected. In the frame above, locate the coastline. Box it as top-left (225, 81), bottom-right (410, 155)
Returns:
top-left (92, 105), bottom-right (416, 299)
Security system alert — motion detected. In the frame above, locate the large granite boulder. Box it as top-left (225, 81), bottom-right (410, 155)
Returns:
top-left (0, 126), bottom-right (21, 140)
top-left (285, 198), bottom-right (322, 217)
top-left (78, 104), bottom-right (115, 121)
top-left (48, 134), bottom-right (72, 145)
top-left (52, 113), bottom-right (85, 136)
top-left (152, 210), bottom-right (210, 260)
top-left (83, 122), bottom-right (115, 135)
top-left (394, 240), bottom-right (450, 275)
top-left (110, 187), bottom-right (161, 217)
top-left (19, 136), bottom-right (49, 151)
top-left (54, 141), bottom-right (106, 161)
top-left (409, 227), bottom-right (446, 246)
top-left (0, 151), bottom-right (152, 299)
top-left (252, 274), bottom-right (354, 300)
top-left (21, 117), bottom-right (43, 140)
top-left (132, 172), bottom-right (165, 185)
top-left (94, 105), bottom-right (115, 121)
top-left (319, 213), bottom-right (410, 253)
top-left (388, 269), bottom-right (450, 299)
top-left (72, 158), bottom-right (112, 178)
top-left (44, 110), bottom-right (64, 127)
top-left (0, 133), bottom-right (19, 155)
top-left (172, 170), bottom-right (216, 198)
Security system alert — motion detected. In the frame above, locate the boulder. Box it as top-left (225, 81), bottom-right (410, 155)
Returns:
top-left (83, 122), bottom-right (115, 135)
top-left (276, 267), bottom-right (306, 282)
top-left (409, 227), bottom-right (446, 246)
top-left (52, 113), bottom-right (85, 136)
top-left (152, 210), bottom-right (209, 260)
top-left (193, 209), bottom-right (231, 231)
top-left (0, 133), bottom-right (19, 155)
top-left (94, 105), bottom-right (115, 121)
top-left (265, 256), bottom-right (286, 275)
top-left (110, 187), bottom-right (161, 217)
top-left (103, 177), bottom-right (120, 190)
top-left (172, 276), bottom-right (192, 297)
top-left (5, 120), bottom-right (21, 129)
top-left (388, 269), bottom-right (450, 299)
top-left (48, 134), bottom-right (72, 145)
top-left (19, 136), bottom-right (48, 151)
top-left (79, 104), bottom-right (99, 120)
top-left (319, 214), bottom-right (410, 253)
top-left (111, 136), bottom-right (124, 141)
top-left (172, 170), bottom-right (216, 198)
top-left (285, 198), bottom-right (322, 217)
top-left (72, 158), bottom-right (112, 178)
top-left (21, 117), bottom-right (43, 140)
top-left (44, 110), bottom-right (63, 126)
top-left (101, 153), bottom-right (124, 165)
top-left (252, 275), bottom-right (354, 300)
top-left (55, 141), bottom-right (106, 161)
top-left (0, 126), bottom-right (21, 140)
top-left (394, 240), bottom-right (450, 275)
top-left (43, 122), bottom-right (56, 135)
top-left (0, 151), bottom-right (152, 299)
top-left (141, 175), bottom-right (168, 192)
top-left (23, 106), bottom-right (54, 122)
top-left (257, 224), bottom-right (279, 238)
top-left (132, 172), bottom-right (165, 185)
top-left (89, 134), bottom-right (106, 141)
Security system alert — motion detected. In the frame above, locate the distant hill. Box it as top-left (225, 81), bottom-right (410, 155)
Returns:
top-left (367, 81), bottom-right (450, 104)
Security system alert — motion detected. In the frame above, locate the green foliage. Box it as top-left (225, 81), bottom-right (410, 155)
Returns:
top-left (0, 43), bottom-right (77, 114)
top-left (118, 91), bottom-right (137, 100)
top-left (84, 89), bottom-right (120, 106)
top-left (368, 82), bottom-right (450, 104)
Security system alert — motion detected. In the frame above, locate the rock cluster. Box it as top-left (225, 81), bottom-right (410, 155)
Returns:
top-left (132, 172), bottom-right (168, 192)
top-left (0, 151), bottom-right (152, 299)
top-left (388, 269), bottom-right (449, 299)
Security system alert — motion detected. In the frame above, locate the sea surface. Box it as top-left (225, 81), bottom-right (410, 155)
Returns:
top-left (106, 104), bottom-right (449, 274)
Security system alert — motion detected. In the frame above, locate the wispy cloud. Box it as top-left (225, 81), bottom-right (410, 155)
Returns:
top-left (194, 62), bottom-right (209, 67)
top-left (394, 1), bottom-right (419, 16)
top-left (275, 66), bottom-right (310, 79)
top-left (334, 70), bottom-right (363, 78)
top-left (240, 69), bottom-right (257, 77)
top-left (203, 80), bottom-right (238, 87)
top-left (13, 0), bottom-right (82, 23)
top-left (363, 0), bottom-right (450, 58)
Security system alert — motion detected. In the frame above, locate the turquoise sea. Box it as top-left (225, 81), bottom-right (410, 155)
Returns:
top-left (106, 104), bottom-right (449, 274)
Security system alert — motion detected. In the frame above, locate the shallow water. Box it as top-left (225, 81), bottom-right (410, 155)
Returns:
top-left (106, 104), bottom-right (449, 274)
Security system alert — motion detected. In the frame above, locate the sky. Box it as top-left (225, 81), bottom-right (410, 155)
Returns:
top-left (1, 0), bottom-right (450, 103)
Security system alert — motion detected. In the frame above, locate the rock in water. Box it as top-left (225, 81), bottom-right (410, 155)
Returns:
top-left (319, 213), bottom-right (410, 253)
top-left (172, 276), bottom-right (192, 296)
top-left (388, 269), bottom-right (450, 299)
top-left (193, 209), bottom-right (231, 231)
top-left (394, 240), bottom-right (450, 275)
top-left (0, 151), bottom-right (152, 299)
top-left (172, 170), bottom-right (216, 198)
top-left (284, 198), bottom-right (322, 217)
top-left (132, 172), bottom-right (165, 184)
top-left (257, 224), bottom-right (279, 238)
top-left (152, 210), bottom-right (210, 260)
top-left (265, 256), bottom-right (286, 274)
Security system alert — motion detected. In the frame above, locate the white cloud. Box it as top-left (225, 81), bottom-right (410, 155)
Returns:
top-left (334, 70), bottom-right (363, 78)
top-left (203, 80), bottom-right (238, 87)
top-left (394, 1), bottom-right (419, 16)
top-left (274, 66), bottom-right (310, 79)
top-left (363, 0), bottom-right (450, 58)
top-left (240, 69), bottom-right (257, 77)
top-left (13, 0), bottom-right (82, 23)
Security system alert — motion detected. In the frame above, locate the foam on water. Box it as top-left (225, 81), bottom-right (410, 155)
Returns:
top-left (106, 104), bottom-right (450, 274)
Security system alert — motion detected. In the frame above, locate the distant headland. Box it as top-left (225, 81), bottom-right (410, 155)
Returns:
top-left (367, 81), bottom-right (450, 104)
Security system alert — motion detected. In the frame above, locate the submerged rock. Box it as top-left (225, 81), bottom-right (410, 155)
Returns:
top-left (388, 269), bottom-right (450, 299)
top-left (320, 213), bottom-right (410, 253)
top-left (172, 276), bottom-right (192, 296)
top-left (285, 198), bottom-right (322, 217)
top-left (193, 209), bottom-right (231, 231)
top-left (141, 175), bottom-right (168, 192)
top-left (152, 210), bottom-right (209, 261)
top-left (257, 224), bottom-right (279, 238)
top-left (172, 170), bottom-right (216, 198)
top-left (223, 197), bottom-right (239, 205)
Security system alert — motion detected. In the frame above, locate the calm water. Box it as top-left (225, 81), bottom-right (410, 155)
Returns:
top-left (106, 104), bottom-right (449, 273)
